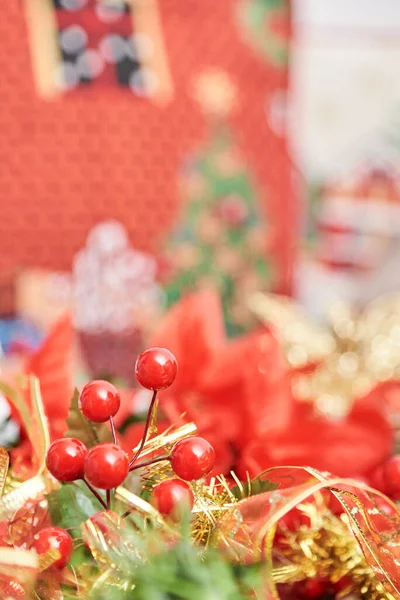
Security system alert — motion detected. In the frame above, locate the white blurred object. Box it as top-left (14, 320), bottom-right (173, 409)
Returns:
top-left (296, 260), bottom-right (358, 323)
top-left (292, 0), bottom-right (400, 319)
top-left (291, 0), bottom-right (400, 178)
top-left (72, 221), bottom-right (163, 333)
top-left (0, 393), bottom-right (19, 447)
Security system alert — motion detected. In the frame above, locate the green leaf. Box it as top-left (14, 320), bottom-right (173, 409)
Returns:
top-left (230, 476), bottom-right (279, 500)
top-left (65, 388), bottom-right (112, 447)
top-left (48, 482), bottom-right (104, 536)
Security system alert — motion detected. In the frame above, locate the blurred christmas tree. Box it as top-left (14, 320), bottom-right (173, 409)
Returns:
top-left (236, 0), bottom-right (290, 67)
top-left (162, 123), bottom-right (271, 337)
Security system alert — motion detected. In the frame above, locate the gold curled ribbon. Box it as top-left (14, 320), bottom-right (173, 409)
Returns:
top-left (115, 486), bottom-right (167, 528)
top-left (213, 466), bottom-right (400, 599)
top-left (38, 548), bottom-right (61, 572)
top-left (0, 475), bottom-right (49, 522)
top-left (0, 447), bottom-right (9, 497)
top-left (0, 376), bottom-right (55, 520)
top-left (27, 376), bottom-right (51, 475)
top-left (0, 375), bottom-right (50, 476)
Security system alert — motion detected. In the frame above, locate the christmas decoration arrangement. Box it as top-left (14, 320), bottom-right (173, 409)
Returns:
top-left (1, 290), bottom-right (400, 598)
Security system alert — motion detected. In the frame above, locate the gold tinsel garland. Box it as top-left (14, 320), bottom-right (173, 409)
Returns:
top-left (249, 292), bottom-right (400, 420)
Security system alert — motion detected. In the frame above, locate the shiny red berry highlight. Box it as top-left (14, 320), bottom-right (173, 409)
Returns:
top-left (79, 380), bottom-right (121, 423)
top-left (31, 526), bottom-right (73, 569)
top-left (171, 436), bottom-right (215, 481)
top-left (135, 347), bottom-right (177, 390)
top-left (152, 479), bottom-right (194, 520)
top-left (84, 443), bottom-right (128, 490)
top-left (46, 437), bottom-right (88, 482)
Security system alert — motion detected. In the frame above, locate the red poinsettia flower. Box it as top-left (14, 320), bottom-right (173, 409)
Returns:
top-left (238, 398), bottom-right (394, 480)
top-left (23, 315), bottom-right (74, 440)
top-left (151, 290), bottom-right (394, 480)
top-left (150, 289), bottom-right (294, 475)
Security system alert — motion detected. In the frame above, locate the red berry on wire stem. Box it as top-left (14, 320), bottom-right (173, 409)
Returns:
top-left (84, 443), bottom-right (128, 490)
top-left (152, 479), bottom-right (194, 520)
top-left (46, 437), bottom-right (88, 482)
top-left (135, 347), bottom-right (177, 390)
top-left (171, 437), bottom-right (215, 481)
top-left (31, 526), bottom-right (73, 569)
top-left (79, 380), bottom-right (121, 423)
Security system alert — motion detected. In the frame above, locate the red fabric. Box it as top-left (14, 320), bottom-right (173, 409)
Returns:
top-left (0, 0), bottom-right (295, 294)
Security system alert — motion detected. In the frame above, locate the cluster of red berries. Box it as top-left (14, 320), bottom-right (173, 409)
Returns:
top-left (32, 347), bottom-right (216, 568)
top-left (45, 347), bottom-right (178, 491)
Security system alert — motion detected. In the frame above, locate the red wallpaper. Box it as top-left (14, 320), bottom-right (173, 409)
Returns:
top-left (0, 0), bottom-right (297, 293)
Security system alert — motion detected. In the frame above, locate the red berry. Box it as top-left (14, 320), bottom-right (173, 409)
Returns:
top-left (31, 526), bottom-right (73, 569)
top-left (152, 479), bottom-right (194, 520)
top-left (46, 437), bottom-right (88, 482)
top-left (79, 380), bottom-right (121, 423)
top-left (171, 437), bottom-right (215, 481)
top-left (383, 455), bottom-right (400, 498)
top-left (135, 347), bottom-right (177, 390)
top-left (84, 443), bottom-right (128, 490)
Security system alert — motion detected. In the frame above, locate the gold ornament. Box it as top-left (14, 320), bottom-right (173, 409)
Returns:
top-left (249, 292), bottom-right (400, 420)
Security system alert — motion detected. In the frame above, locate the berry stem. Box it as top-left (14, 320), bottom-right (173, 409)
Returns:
top-left (106, 489), bottom-right (111, 509)
top-left (128, 390), bottom-right (158, 467)
top-left (109, 416), bottom-right (117, 445)
top-left (82, 478), bottom-right (107, 510)
top-left (128, 455), bottom-right (170, 472)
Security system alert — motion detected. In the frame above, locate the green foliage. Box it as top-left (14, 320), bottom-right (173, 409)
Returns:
top-left (237, 0), bottom-right (289, 66)
top-left (230, 476), bottom-right (279, 500)
top-left (89, 532), bottom-right (264, 600)
top-left (164, 127), bottom-right (271, 337)
top-left (65, 388), bottom-right (112, 447)
top-left (47, 481), bottom-right (104, 537)
top-left (48, 482), bottom-right (270, 598)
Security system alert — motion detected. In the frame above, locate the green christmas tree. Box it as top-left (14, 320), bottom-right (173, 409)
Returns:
top-left (162, 125), bottom-right (271, 337)
top-left (236, 0), bottom-right (290, 67)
